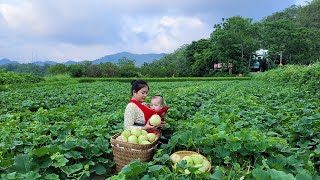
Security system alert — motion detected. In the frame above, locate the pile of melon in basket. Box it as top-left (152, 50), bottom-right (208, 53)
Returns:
top-left (119, 128), bottom-right (157, 144)
top-left (170, 151), bottom-right (211, 174)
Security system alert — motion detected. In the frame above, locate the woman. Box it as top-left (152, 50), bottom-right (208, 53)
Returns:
top-left (124, 80), bottom-right (168, 132)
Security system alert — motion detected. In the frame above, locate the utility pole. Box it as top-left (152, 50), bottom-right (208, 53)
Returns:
top-left (248, 54), bottom-right (251, 72)
top-left (279, 51), bottom-right (283, 69)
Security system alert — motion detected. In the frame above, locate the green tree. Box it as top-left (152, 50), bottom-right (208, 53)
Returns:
top-left (185, 39), bottom-right (211, 76)
top-left (261, 0), bottom-right (320, 65)
top-left (68, 64), bottom-right (86, 77)
top-left (46, 64), bottom-right (68, 75)
top-left (117, 58), bottom-right (139, 77)
top-left (99, 62), bottom-right (119, 77)
top-left (211, 16), bottom-right (260, 74)
top-left (298, 0), bottom-right (320, 28)
top-left (85, 64), bottom-right (102, 77)
top-left (191, 47), bottom-right (215, 76)
top-left (262, 5), bottom-right (301, 22)
top-left (260, 20), bottom-right (320, 65)
top-left (15, 63), bottom-right (49, 76)
top-left (1, 63), bottom-right (50, 76)
top-left (174, 45), bottom-right (189, 76)
top-left (141, 51), bottom-right (182, 77)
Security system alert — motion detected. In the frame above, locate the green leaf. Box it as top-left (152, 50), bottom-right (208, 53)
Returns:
top-left (244, 142), bottom-right (256, 151)
top-left (210, 169), bottom-right (223, 180)
top-left (255, 140), bottom-right (268, 152)
top-left (314, 144), bottom-right (320, 154)
top-left (13, 140), bottom-right (23, 146)
top-left (175, 160), bottom-right (189, 173)
top-left (179, 131), bottom-right (194, 148)
top-left (202, 146), bottom-right (212, 154)
top-left (122, 160), bottom-right (148, 177)
top-left (32, 147), bottom-right (51, 157)
top-left (95, 136), bottom-right (109, 151)
top-left (38, 157), bottom-right (53, 169)
top-left (224, 141), bottom-right (242, 151)
top-left (107, 173), bottom-right (126, 180)
top-left (252, 168), bottom-right (271, 180)
top-left (153, 154), bottom-right (170, 164)
top-left (92, 163), bottom-right (106, 175)
top-left (168, 135), bottom-right (179, 147)
top-left (51, 156), bottom-right (69, 168)
top-left (44, 174), bottom-right (60, 180)
top-left (267, 154), bottom-right (287, 170)
top-left (23, 171), bottom-right (41, 180)
top-left (13, 154), bottom-right (31, 173)
top-left (215, 145), bottom-right (230, 158)
top-left (296, 174), bottom-right (312, 180)
top-left (97, 157), bottom-right (109, 163)
top-left (148, 165), bottom-right (163, 172)
top-left (60, 163), bottom-right (83, 177)
top-left (64, 151), bottom-right (83, 159)
top-left (90, 145), bottom-right (102, 156)
top-left (78, 139), bottom-right (90, 148)
top-left (2, 172), bottom-right (17, 179)
top-left (141, 175), bottom-right (153, 180)
top-left (212, 116), bottom-right (221, 124)
top-left (32, 146), bottom-right (59, 157)
top-left (268, 169), bottom-right (296, 180)
top-left (12, 154), bottom-right (39, 173)
top-left (0, 159), bottom-right (13, 169)
top-left (59, 141), bottom-right (76, 150)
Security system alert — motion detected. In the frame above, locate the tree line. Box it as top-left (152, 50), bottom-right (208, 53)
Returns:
top-left (151, 0), bottom-right (320, 76)
top-left (1, 0), bottom-right (319, 77)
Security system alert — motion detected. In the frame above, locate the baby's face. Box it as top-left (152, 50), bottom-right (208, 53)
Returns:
top-left (150, 98), bottom-right (163, 111)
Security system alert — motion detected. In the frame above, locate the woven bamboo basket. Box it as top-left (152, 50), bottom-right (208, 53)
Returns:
top-left (110, 133), bottom-right (159, 172)
top-left (170, 151), bottom-right (212, 172)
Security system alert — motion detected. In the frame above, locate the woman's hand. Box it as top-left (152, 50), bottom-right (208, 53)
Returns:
top-left (155, 121), bottom-right (165, 130)
top-left (143, 122), bottom-right (155, 130)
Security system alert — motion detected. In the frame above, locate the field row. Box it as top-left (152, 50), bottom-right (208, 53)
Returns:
top-left (0, 80), bottom-right (319, 179)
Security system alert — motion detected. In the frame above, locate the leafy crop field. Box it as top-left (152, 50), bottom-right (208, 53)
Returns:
top-left (0, 79), bottom-right (319, 179)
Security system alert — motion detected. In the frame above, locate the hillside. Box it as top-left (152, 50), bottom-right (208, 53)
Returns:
top-left (93, 52), bottom-right (165, 66)
top-left (0, 52), bottom-right (165, 67)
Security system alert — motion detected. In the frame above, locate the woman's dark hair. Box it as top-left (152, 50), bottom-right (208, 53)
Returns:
top-left (131, 80), bottom-right (149, 96)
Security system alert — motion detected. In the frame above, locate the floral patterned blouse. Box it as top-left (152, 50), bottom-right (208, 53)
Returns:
top-left (124, 102), bottom-right (145, 130)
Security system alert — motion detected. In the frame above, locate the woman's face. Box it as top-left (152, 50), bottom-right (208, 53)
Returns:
top-left (133, 86), bottom-right (148, 102)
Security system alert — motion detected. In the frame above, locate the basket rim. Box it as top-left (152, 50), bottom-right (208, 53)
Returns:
top-left (110, 133), bottom-right (159, 150)
top-left (170, 151), bottom-right (212, 172)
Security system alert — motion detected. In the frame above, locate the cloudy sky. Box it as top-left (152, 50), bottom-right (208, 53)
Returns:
top-left (0, 0), bottom-right (307, 63)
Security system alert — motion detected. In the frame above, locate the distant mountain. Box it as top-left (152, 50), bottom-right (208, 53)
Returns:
top-left (0, 52), bottom-right (166, 67)
top-left (0, 58), bottom-right (19, 65)
top-left (93, 52), bottom-right (165, 66)
top-left (32, 61), bottom-right (57, 66)
top-left (64, 60), bottom-right (80, 65)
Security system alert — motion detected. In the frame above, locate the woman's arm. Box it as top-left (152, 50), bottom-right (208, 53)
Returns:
top-left (124, 103), bottom-right (155, 130)
top-left (124, 103), bottom-right (142, 130)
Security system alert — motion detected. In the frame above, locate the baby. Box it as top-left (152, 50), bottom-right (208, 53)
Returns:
top-left (150, 95), bottom-right (164, 112)
top-left (150, 95), bottom-right (167, 126)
